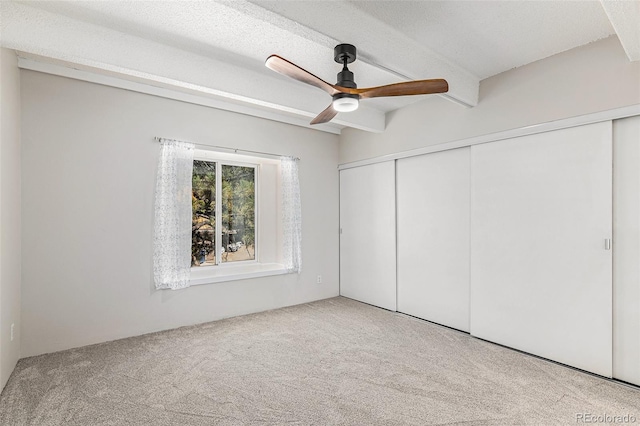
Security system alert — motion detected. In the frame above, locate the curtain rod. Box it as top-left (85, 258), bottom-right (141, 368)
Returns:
top-left (154, 137), bottom-right (299, 161)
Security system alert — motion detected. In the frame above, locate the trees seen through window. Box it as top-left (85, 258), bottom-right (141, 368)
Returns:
top-left (192, 160), bottom-right (256, 266)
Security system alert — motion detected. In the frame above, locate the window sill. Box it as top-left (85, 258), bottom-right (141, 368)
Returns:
top-left (190, 263), bottom-right (288, 286)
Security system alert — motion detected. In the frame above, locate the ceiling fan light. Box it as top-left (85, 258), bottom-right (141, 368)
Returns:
top-left (332, 96), bottom-right (359, 113)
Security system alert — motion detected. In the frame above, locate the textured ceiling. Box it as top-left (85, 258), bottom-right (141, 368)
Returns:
top-left (347, 0), bottom-right (615, 79)
top-left (0, 0), bottom-right (627, 133)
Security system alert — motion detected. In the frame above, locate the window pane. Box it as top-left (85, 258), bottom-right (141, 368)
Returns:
top-left (192, 160), bottom-right (216, 267)
top-left (221, 165), bottom-right (256, 263)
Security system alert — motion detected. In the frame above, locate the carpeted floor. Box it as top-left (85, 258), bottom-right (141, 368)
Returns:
top-left (1, 297), bottom-right (639, 425)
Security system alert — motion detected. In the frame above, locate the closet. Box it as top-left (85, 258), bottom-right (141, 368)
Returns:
top-left (339, 116), bottom-right (639, 383)
top-left (397, 148), bottom-right (470, 332)
top-left (339, 161), bottom-right (396, 311)
top-left (613, 115), bottom-right (640, 385)
top-left (470, 122), bottom-right (612, 377)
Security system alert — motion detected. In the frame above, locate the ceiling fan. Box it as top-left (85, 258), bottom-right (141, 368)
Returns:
top-left (265, 43), bottom-right (449, 125)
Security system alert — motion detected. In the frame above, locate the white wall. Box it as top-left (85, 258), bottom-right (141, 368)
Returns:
top-left (0, 48), bottom-right (21, 389)
top-left (20, 70), bottom-right (340, 357)
top-left (340, 36), bottom-right (640, 164)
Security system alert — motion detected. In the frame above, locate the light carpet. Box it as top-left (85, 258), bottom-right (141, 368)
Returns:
top-left (1, 296), bottom-right (638, 425)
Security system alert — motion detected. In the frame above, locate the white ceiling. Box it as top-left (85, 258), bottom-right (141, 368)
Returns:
top-left (0, 0), bottom-right (635, 134)
top-left (346, 0), bottom-right (615, 79)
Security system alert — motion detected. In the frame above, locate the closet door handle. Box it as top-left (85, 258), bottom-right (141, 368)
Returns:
top-left (605, 239), bottom-right (611, 250)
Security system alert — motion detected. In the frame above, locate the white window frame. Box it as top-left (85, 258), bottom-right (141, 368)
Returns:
top-left (189, 149), bottom-right (288, 285)
top-left (192, 154), bottom-right (259, 268)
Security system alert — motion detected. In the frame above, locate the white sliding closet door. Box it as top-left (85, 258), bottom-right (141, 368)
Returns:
top-left (471, 122), bottom-right (612, 377)
top-left (397, 148), bottom-right (470, 332)
top-left (613, 115), bottom-right (640, 386)
top-left (340, 162), bottom-right (396, 311)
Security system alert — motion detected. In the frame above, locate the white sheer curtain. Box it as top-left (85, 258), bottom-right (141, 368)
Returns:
top-left (153, 138), bottom-right (194, 290)
top-left (281, 156), bottom-right (302, 273)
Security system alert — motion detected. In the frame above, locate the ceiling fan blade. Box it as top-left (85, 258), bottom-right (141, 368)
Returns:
top-left (346, 79), bottom-right (449, 99)
top-left (266, 55), bottom-right (339, 96)
top-left (310, 104), bottom-right (338, 125)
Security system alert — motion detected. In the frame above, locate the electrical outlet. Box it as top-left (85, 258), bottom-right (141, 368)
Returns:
top-left (316, 275), bottom-right (322, 284)
top-left (10, 323), bottom-right (14, 341)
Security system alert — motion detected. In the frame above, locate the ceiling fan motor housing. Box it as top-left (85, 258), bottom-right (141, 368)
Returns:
top-left (333, 92), bottom-right (359, 104)
top-left (334, 43), bottom-right (359, 106)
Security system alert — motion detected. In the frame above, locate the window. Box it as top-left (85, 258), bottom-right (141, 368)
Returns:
top-left (192, 157), bottom-right (257, 267)
top-left (153, 140), bottom-right (292, 289)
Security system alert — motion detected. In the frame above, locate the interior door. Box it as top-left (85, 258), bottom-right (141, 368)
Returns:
top-left (340, 162), bottom-right (396, 311)
top-left (397, 148), bottom-right (470, 332)
top-left (470, 121), bottom-right (613, 377)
